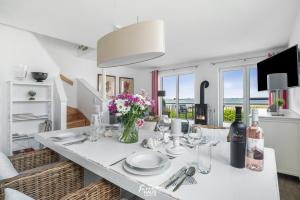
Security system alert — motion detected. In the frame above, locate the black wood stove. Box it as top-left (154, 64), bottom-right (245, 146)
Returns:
top-left (195, 80), bottom-right (209, 125)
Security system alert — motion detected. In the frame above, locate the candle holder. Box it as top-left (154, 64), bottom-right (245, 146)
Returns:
top-left (166, 119), bottom-right (186, 155)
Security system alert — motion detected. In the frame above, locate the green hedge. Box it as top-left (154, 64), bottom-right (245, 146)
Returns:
top-left (224, 108), bottom-right (244, 122)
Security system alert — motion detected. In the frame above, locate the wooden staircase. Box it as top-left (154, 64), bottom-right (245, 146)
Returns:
top-left (67, 106), bottom-right (90, 129)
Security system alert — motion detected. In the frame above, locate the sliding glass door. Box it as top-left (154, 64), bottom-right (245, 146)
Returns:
top-left (220, 66), bottom-right (269, 126)
top-left (221, 68), bottom-right (245, 126)
top-left (161, 73), bottom-right (195, 119)
top-left (161, 75), bottom-right (177, 118)
top-left (179, 74), bottom-right (195, 119)
top-left (249, 67), bottom-right (269, 112)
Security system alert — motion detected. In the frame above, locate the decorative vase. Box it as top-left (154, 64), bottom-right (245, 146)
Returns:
top-left (119, 120), bottom-right (139, 143)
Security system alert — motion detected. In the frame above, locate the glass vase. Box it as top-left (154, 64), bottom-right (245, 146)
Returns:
top-left (119, 120), bottom-right (139, 143)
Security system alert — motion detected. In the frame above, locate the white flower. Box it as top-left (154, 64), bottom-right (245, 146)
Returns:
top-left (115, 99), bottom-right (131, 114)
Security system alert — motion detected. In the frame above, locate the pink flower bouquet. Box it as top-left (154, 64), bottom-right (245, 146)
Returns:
top-left (108, 90), bottom-right (153, 143)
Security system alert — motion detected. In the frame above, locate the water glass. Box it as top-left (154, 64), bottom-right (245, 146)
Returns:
top-left (197, 143), bottom-right (212, 174)
top-left (187, 132), bottom-right (202, 166)
top-left (89, 114), bottom-right (99, 142)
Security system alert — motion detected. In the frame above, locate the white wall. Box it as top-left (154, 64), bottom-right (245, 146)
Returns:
top-left (288, 10), bottom-right (300, 114)
top-left (0, 24), bottom-right (152, 153)
top-left (36, 35), bottom-right (152, 104)
top-left (0, 24), bottom-right (60, 153)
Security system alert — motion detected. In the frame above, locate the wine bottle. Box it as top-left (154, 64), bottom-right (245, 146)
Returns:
top-left (229, 106), bottom-right (246, 168)
top-left (246, 109), bottom-right (264, 171)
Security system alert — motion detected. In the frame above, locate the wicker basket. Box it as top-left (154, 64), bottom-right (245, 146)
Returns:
top-left (8, 148), bottom-right (60, 172)
top-left (61, 179), bottom-right (120, 200)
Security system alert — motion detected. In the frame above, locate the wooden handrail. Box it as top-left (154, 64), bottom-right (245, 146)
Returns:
top-left (60, 74), bottom-right (73, 86)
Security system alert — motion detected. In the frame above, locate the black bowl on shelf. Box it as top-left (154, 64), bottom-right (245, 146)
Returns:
top-left (31, 72), bottom-right (48, 82)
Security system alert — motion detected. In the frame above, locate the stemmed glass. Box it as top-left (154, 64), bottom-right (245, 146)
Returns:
top-left (156, 115), bottom-right (170, 145)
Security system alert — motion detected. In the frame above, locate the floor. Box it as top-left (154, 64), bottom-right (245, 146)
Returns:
top-left (278, 174), bottom-right (300, 200)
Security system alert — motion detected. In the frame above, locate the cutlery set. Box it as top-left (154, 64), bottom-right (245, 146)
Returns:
top-left (161, 166), bottom-right (197, 192)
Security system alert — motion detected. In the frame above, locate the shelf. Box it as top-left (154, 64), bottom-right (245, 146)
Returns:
top-left (12, 134), bottom-right (35, 141)
top-left (11, 81), bottom-right (52, 87)
top-left (12, 117), bottom-right (49, 122)
top-left (13, 100), bottom-right (52, 103)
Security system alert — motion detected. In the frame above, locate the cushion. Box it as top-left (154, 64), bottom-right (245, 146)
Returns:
top-left (0, 152), bottom-right (18, 180)
top-left (4, 188), bottom-right (34, 200)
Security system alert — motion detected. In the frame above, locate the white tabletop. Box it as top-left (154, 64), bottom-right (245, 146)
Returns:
top-left (35, 127), bottom-right (280, 200)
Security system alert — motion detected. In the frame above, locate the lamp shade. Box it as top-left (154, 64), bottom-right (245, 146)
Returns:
top-left (267, 73), bottom-right (288, 90)
top-left (97, 20), bottom-right (165, 68)
top-left (157, 90), bottom-right (166, 97)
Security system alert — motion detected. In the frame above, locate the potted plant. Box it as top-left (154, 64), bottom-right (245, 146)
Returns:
top-left (277, 98), bottom-right (284, 112)
top-left (108, 90), bottom-right (153, 143)
top-left (28, 90), bottom-right (36, 100)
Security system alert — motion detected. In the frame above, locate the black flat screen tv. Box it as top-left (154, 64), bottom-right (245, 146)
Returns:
top-left (257, 45), bottom-right (299, 91)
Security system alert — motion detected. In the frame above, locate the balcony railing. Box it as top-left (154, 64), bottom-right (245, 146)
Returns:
top-left (223, 97), bottom-right (269, 122)
top-left (163, 102), bottom-right (195, 119)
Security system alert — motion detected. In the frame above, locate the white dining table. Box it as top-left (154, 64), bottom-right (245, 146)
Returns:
top-left (35, 127), bottom-right (280, 200)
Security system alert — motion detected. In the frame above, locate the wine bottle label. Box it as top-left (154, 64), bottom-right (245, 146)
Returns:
top-left (230, 129), bottom-right (246, 142)
top-left (247, 138), bottom-right (264, 160)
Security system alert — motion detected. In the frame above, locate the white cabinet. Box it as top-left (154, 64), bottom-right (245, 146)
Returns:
top-left (259, 112), bottom-right (300, 178)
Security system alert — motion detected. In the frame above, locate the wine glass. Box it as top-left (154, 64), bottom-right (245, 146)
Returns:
top-left (156, 116), bottom-right (170, 144)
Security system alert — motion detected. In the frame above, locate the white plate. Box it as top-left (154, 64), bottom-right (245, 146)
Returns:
top-left (50, 132), bottom-right (79, 142)
top-left (123, 160), bottom-right (171, 176)
top-left (126, 151), bottom-right (169, 170)
top-left (57, 135), bottom-right (87, 145)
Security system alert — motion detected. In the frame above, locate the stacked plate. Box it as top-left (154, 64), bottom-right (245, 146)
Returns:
top-left (123, 151), bottom-right (171, 176)
top-left (49, 132), bottom-right (86, 144)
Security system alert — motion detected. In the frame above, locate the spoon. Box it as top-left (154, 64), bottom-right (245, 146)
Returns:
top-left (173, 167), bottom-right (196, 192)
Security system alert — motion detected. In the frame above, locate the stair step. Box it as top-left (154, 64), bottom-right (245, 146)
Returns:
top-left (67, 106), bottom-right (90, 128)
top-left (67, 113), bottom-right (86, 122)
top-left (67, 119), bottom-right (87, 129)
top-left (67, 106), bottom-right (80, 115)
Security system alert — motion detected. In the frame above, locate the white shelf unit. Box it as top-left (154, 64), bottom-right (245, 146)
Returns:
top-left (7, 81), bottom-right (54, 155)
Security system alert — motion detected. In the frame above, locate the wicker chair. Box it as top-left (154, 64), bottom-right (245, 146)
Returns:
top-left (0, 149), bottom-right (120, 200)
top-left (0, 149), bottom-right (83, 200)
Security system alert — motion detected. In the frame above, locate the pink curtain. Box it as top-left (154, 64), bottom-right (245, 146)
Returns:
top-left (151, 70), bottom-right (159, 115)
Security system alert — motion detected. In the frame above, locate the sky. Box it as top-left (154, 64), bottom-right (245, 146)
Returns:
top-left (223, 68), bottom-right (268, 98)
top-left (162, 73), bottom-right (195, 99)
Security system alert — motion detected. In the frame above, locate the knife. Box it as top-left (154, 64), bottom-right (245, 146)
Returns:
top-left (163, 167), bottom-right (187, 189)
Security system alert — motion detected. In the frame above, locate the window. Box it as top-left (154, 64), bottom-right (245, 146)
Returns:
top-left (222, 69), bottom-right (245, 125)
top-left (220, 66), bottom-right (269, 126)
top-left (249, 67), bottom-right (269, 112)
top-left (161, 73), bottom-right (195, 119)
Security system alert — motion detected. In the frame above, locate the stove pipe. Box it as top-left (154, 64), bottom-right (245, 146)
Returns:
top-left (195, 80), bottom-right (210, 125)
top-left (200, 81), bottom-right (209, 104)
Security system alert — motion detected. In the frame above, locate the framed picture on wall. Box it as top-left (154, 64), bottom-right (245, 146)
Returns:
top-left (97, 74), bottom-right (116, 99)
top-left (119, 77), bottom-right (134, 94)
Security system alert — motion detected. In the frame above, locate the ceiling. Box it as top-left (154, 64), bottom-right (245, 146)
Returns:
top-left (0, 0), bottom-right (299, 68)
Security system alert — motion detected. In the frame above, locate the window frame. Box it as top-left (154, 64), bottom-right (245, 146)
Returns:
top-left (219, 66), bottom-right (248, 125)
top-left (159, 70), bottom-right (196, 118)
